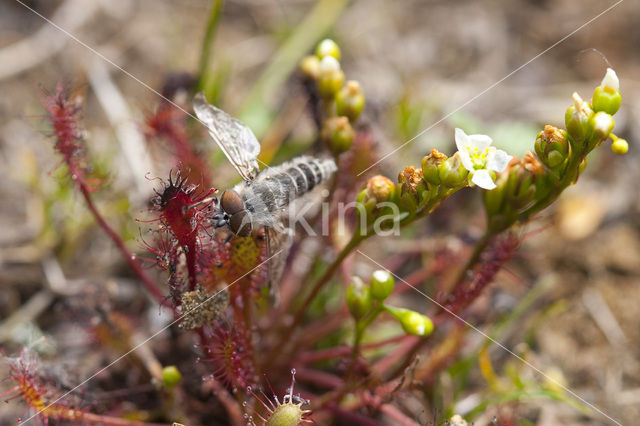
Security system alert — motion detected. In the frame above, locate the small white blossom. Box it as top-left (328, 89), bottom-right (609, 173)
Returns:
top-left (319, 55), bottom-right (341, 73)
top-left (592, 111), bottom-right (614, 137)
top-left (600, 68), bottom-right (619, 91)
top-left (455, 128), bottom-right (512, 190)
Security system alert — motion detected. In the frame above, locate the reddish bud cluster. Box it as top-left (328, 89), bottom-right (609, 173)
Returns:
top-left (40, 82), bottom-right (96, 189)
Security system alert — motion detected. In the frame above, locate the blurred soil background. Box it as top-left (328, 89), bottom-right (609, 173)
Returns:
top-left (1, 0), bottom-right (640, 424)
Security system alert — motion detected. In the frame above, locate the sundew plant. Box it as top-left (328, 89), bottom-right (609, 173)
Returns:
top-left (1, 1), bottom-right (636, 425)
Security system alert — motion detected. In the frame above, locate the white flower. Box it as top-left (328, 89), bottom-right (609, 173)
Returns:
top-left (592, 111), bottom-right (614, 138)
top-left (455, 128), bottom-right (512, 190)
top-left (600, 68), bottom-right (619, 92)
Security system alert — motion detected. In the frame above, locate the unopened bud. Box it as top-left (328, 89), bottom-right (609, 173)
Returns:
top-left (162, 365), bottom-right (182, 388)
top-left (385, 306), bottom-right (433, 337)
top-left (504, 155), bottom-right (537, 210)
top-left (438, 152), bottom-right (469, 188)
top-left (300, 55), bottom-right (321, 80)
top-left (421, 149), bottom-right (447, 186)
top-left (534, 125), bottom-right (569, 169)
top-left (316, 56), bottom-right (344, 99)
top-left (589, 111), bottom-right (614, 141)
top-left (398, 166), bottom-right (428, 212)
top-left (363, 175), bottom-right (396, 204)
top-left (483, 173), bottom-right (507, 217)
top-left (565, 93), bottom-right (593, 145)
top-left (322, 116), bottom-right (354, 154)
top-left (346, 277), bottom-right (372, 320)
top-left (611, 136), bottom-right (628, 155)
top-left (336, 81), bottom-right (366, 122)
top-left (370, 270), bottom-right (394, 301)
top-left (315, 38), bottom-right (341, 61)
top-left (593, 68), bottom-right (621, 115)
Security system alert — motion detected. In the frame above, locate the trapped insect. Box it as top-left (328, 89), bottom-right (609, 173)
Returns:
top-left (193, 92), bottom-right (337, 294)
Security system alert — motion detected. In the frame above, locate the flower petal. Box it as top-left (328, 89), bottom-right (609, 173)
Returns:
top-left (457, 150), bottom-right (474, 172)
top-left (601, 68), bottom-right (619, 91)
top-left (471, 169), bottom-right (496, 190)
top-left (455, 128), bottom-right (470, 151)
top-left (486, 149), bottom-right (512, 172)
top-left (468, 134), bottom-right (493, 151)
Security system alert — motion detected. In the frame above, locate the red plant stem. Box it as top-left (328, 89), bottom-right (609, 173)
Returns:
top-left (70, 412), bottom-right (168, 426)
top-left (378, 403), bottom-right (421, 426)
top-left (393, 264), bottom-right (433, 296)
top-left (298, 335), bottom-right (406, 364)
top-left (372, 335), bottom-right (420, 377)
top-left (362, 388), bottom-right (421, 426)
top-left (77, 184), bottom-right (169, 308)
top-left (326, 405), bottom-right (385, 426)
top-left (208, 379), bottom-right (244, 426)
top-left (451, 232), bottom-right (492, 288)
top-left (412, 324), bottom-right (466, 381)
top-left (291, 235), bottom-right (361, 326)
top-left (264, 236), bottom-right (361, 369)
top-left (295, 367), bottom-right (344, 389)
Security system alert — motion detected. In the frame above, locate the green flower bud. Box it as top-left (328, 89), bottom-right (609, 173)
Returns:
top-left (356, 175), bottom-right (398, 229)
top-left (534, 125), bottom-right (569, 170)
top-left (504, 153), bottom-right (539, 210)
top-left (363, 175), bottom-right (396, 204)
top-left (162, 365), bottom-right (182, 388)
top-left (484, 153), bottom-right (542, 233)
top-left (266, 401), bottom-right (305, 426)
top-left (589, 111), bottom-right (614, 141)
top-left (611, 136), bottom-right (628, 155)
top-left (421, 149), bottom-right (447, 186)
top-left (300, 55), bottom-right (321, 80)
top-left (565, 93), bottom-right (593, 145)
top-left (346, 277), bottom-right (372, 320)
top-left (315, 38), bottom-right (341, 61)
top-left (483, 173), bottom-right (507, 218)
top-left (592, 68), bottom-right (621, 115)
top-left (438, 152), bottom-right (469, 188)
top-left (322, 116), bottom-right (354, 154)
top-left (398, 166), bottom-right (430, 213)
top-left (316, 56), bottom-right (344, 99)
top-left (385, 306), bottom-right (433, 337)
top-left (370, 270), bottom-right (394, 301)
top-left (336, 81), bottom-right (366, 122)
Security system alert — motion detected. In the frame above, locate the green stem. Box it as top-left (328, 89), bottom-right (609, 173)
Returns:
top-left (351, 305), bottom-right (383, 361)
top-left (197, 0), bottom-right (225, 89)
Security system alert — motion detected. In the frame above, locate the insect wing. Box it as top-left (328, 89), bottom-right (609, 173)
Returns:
top-left (193, 92), bottom-right (261, 181)
top-left (264, 224), bottom-right (293, 303)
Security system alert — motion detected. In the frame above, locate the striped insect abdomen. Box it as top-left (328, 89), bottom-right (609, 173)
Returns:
top-left (240, 156), bottom-right (336, 223)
